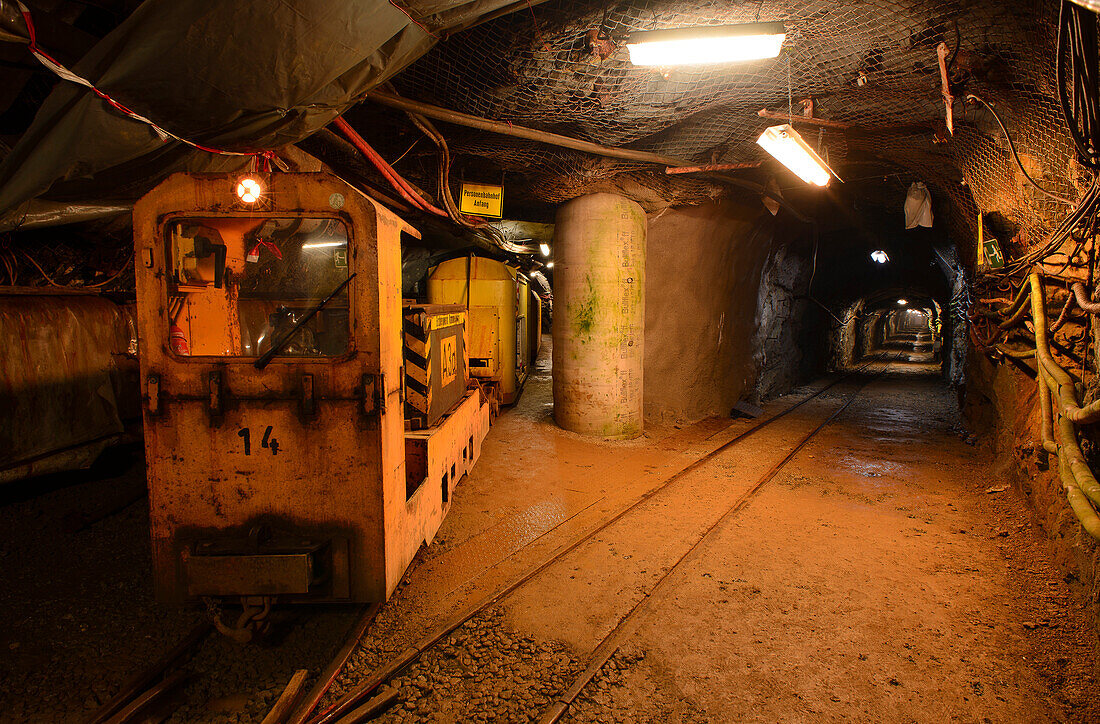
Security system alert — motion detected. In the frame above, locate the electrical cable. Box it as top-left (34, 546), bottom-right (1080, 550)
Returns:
top-left (1058, 0), bottom-right (1100, 169)
top-left (331, 117), bottom-right (449, 218)
top-left (403, 110), bottom-right (517, 251)
top-left (965, 93), bottom-right (1076, 206)
top-left (86, 256), bottom-right (133, 289)
top-left (19, 249), bottom-right (63, 287)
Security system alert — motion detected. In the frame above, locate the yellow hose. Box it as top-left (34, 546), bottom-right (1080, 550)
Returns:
top-left (1018, 272), bottom-right (1100, 537)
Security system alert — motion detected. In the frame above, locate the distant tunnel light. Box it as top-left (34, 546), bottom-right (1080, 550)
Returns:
top-left (539, 243), bottom-right (551, 257)
top-left (870, 250), bottom-right (889, 264)
top-left (757, 124), bottom-right (832, 187)
top-left (626, 22), bottom-right (786, 66)
top-left (897, 298), bottom-right (908, 306)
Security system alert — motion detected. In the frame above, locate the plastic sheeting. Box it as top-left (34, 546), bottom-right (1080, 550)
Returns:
top-left (0, 293), bottom-right (139, 482)
top-left (904, 181), bottom-right (934, 229)
top-left (0, 0), bottom-right (533, 219)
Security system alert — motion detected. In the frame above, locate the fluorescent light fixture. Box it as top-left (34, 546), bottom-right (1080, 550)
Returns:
top-left (539, 243), bottom-right (551, 257)
top-left (626, 22), bottom-right (785, 66)
top-left (870, 250), bottom-right (889, 264)
top-left (897, 299), bottom-right (908, 305)
top-left (301, 240), bottom-right (346, 249)
top-left (757, 124), bottom-right (833, 187)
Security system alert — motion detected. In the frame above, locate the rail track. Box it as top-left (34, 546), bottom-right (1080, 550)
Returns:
top-left (79, 361), bottom-right (896, 724)
top-left (299, 365), bottom-right (887, 724)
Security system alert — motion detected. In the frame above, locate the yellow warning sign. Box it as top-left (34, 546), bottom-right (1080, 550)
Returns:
top-left (459, 182), bottom-right (504, 218)
top-left (441, 336), bottom-right (458, 386)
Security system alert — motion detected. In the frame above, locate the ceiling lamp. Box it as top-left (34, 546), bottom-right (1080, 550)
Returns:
top-left (870, 250), bottom-right (889, 264)
top-left (626, 22), bottom-right (786, 66)
top-left (756, 124), bottom-right (833, 187)
top-left (897, 299), bottom-right (908, 306)
top-left (539, 243), bottom-right (551, 257)
top-left (236, 177), bottom-right (263, 203)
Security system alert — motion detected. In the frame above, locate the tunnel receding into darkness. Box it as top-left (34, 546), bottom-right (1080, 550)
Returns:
top-left (1, 0), bottom-right (1100, 720)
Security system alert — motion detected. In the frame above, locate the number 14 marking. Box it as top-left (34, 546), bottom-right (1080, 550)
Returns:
top-left (237, 426), bottom-right (280, 456)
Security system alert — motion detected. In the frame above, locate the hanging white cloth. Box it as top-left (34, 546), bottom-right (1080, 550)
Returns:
top-left (904, 182), bottom-right (934, 229)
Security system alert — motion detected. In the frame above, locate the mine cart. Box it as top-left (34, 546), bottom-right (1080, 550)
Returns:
top-left (132, 173), bottom-right (489, 625)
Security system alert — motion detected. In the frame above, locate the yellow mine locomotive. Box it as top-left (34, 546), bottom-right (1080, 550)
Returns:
top-left (131, 172), bottom-right (489, 632)
top-left (427, 255), bottom-right (542, 408)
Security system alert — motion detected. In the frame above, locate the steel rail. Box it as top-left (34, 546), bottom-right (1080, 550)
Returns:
top-left (282, 603), bottom-right (383, 724)
top-left (306, 364), bottom-right (881, 724)
top-left (536, 371), bottom-right (882, 723)
top-left (84, 622), bottom-right (211, 724)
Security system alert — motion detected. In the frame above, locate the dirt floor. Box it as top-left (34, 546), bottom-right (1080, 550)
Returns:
top-left (1, 345), bottom-right (1098, 723)
top-left (325, 354), bottom-right (1100, 724)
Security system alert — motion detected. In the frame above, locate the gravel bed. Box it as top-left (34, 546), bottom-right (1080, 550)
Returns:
top-left (321, 606), bottom-right (583, 723)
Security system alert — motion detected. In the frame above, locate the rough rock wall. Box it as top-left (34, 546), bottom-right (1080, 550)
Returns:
top-left (753, 230), bottom-right (821, 400)
top-left (643, 201), bottom-right (814, 423)
top-left (964, 351), bottom-right (1100, 631)
top-left (828, 302), bottom-right (863, 370)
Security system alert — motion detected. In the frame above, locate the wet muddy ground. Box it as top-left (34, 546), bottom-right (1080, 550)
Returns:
top-left (1, 349), bottom-right (1097, 722)
top-left (342, 361), bottom-right (1100, 723)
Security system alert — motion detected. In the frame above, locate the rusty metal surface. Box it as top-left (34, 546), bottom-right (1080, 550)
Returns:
top-left (134, 173), bottom-right (415, 604)
top-left (186, 551), bottom-right (317, 597)
top-left (0, 292), bottom-right (139, 483)
top-left (134, 172), bottom-right (489, 606)
top-left (403, 303), bottom-right (469, 429)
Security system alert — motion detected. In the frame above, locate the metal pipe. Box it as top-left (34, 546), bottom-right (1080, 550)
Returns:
top-left (365, 92), bottom-right (811, 221)
top-left (367, 91), bottom-right (691, 167)
top-left (665, 161), bottom-right (761, 174)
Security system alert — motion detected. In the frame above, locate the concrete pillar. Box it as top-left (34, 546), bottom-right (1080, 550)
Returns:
top-left (552, 193), bottom-right (646, 439)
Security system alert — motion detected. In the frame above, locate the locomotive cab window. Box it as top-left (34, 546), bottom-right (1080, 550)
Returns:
top-left (165, 217), bottom-right (351, 358)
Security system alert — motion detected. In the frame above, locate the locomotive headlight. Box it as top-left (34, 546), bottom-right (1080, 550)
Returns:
top-left (236, 177), bottom-right (263, 204)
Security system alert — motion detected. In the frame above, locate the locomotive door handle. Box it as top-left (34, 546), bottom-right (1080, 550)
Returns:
top-left (359, 373), bottom-right (384, 417)
top-left (208, 370), bottom-right (223, 421)
top-left (300, 374), bottom-right (316, 419)
top-left (146, 374), bottom-right (160, 415)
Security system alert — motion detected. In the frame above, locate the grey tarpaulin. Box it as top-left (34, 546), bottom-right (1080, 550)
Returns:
top-left (0, 0), bottom-right (534, 220)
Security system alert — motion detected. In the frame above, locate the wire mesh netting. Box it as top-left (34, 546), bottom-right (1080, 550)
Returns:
top-left (392, 0), bottom-right (1090, 255)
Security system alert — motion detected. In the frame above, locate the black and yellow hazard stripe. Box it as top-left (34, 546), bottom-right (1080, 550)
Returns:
top-left (404, 312), bottom-right (432, 422)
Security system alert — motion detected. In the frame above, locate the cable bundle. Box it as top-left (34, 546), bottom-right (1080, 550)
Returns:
top-left (1058, 0), bottom-right (1100, 170)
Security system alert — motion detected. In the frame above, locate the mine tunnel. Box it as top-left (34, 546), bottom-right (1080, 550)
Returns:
top-left (3, 0), bottom-right (1100, 721)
